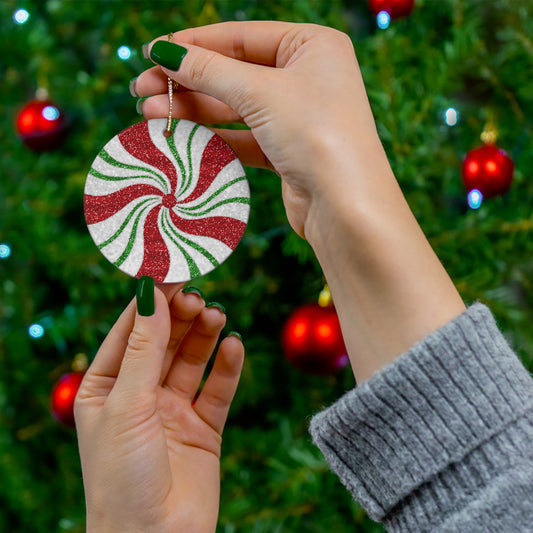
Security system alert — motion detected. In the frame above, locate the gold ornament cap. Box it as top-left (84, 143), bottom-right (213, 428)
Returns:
top-left (72, 353), bottom-right (89, 373)
top-left (318, 284), bottom-right (332, 307)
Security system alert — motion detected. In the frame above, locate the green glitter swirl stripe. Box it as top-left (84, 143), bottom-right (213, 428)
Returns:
top-left (89, 166), bottom-right (167, 192)
top-left (175, 176), bottom-right (246, 212)
top-left (114, 203), bottom-right (153, 267)
top-left (187, 124), bottom-right (201, 195)
top-left (185, 123), bottom-right (201, 195)
top-left (98, 149), bottom-right (169, 193)
top-left (160, 210), bottom-right (201, 279)
top-left (98, 197), bottom-right (159, 250)
top-left (175, 122), bottom-right (201, 197)
top-left (162, 210), bottom-right (219, 269)
top-left (174, 197), bottom-right (250, 217)
top-left (164, 118), bottom-right (186, 191)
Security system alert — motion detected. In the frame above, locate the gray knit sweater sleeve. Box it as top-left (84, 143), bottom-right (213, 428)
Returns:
top-left (309, 303), bottom-right (533, 532)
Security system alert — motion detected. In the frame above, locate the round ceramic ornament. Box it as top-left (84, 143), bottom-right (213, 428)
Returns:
top-left (84, 118), bottom-right (250, 283)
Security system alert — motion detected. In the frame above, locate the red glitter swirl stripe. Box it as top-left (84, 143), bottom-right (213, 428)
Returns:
top-left (168, 209), bottom-right (245, 249)
top-left (84, 184), bottom-right (162, 224)
top-left (177, 134), bottom-right (237, 205)
top-left (136, 206), bottom-right (170, 282)
top-left (118, 121), bottom-right (179, 194)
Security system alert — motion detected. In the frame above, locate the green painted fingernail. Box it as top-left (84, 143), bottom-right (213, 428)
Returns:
top-left (136, 276), bottom-right (155, 316)
top-left (142, 42), bottom-right (150, 59)
top-left (150, 41), bottom-right (188, 71)
top-left (228, 331), bottom-right (243, 342)
top-left (182, 286), bottom-right (204, 299)
top-left (136, 97), bottom-right (147, 115)
top-left (129, 77), bottom-right (138, 97)
top-left (206, 301), bottom-right (226, 314)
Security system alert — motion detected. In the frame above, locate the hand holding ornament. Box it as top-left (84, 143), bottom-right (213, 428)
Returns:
top-left (134, 21), bottom-right (385, 241)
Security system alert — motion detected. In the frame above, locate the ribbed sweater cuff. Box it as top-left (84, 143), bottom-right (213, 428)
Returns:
top-left (309, 303), bottom-right (533, 528)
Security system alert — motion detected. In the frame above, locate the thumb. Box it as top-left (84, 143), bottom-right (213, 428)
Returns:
top-left (113, 277), bottom-right (171, 396)
top-left (148, 40), bottom-right (265, 119)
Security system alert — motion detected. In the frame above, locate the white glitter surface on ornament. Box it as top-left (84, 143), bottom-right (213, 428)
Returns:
top-left (84, 118), bottom-right (250, 283)
top-left (89, 135), bottom-right (170, 192)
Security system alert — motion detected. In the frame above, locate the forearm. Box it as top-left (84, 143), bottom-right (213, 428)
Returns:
top-left (305, 140), bottom-right (465, 383)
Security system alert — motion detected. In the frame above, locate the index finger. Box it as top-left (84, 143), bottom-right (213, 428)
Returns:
top-left (153, 20), bottom-right (296, 67)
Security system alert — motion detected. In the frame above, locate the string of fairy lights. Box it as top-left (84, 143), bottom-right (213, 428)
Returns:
top-left (13, 8), bottom-right (135, 60)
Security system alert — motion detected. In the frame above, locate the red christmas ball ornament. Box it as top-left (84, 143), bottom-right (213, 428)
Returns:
top-left (16, 98), bottom-right (67, 151)
top-left (368, 0), bottom-right (415, 18)
top-left (51, 372), bottom-right (84, 426)
top-left (282, 303), bottom-right (348, 375)
top-left (462, 144), bottom-right (514, 198)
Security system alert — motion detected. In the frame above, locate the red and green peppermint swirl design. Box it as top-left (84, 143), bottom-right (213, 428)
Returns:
top-left (84, 118), bottom-right (250, 282)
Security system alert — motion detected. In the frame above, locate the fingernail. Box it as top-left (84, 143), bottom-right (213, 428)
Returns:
top-left (136, 97), bottom-right (147, 115)
top-left (137, 276), bottom-right (155, 316)
top-left (182, 286), bottom-right (204, 299)
top-left (142, 42), bottom-right (150, 59)
top-left (129, 77), bottom-right (138, 97)
top-left (228, 331), bottom-right (243, 342)
top-left (206, 301), bottom-right (226, 314)
top-left (150, 41), bottom-right (188, 71)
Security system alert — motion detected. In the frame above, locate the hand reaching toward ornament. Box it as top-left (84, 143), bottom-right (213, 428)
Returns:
top-left (74, 279), bottom-right (244, 533)
top-left (134, 21), bottom-right (465, 383)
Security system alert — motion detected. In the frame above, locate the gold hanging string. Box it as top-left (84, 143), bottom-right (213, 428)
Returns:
top-left (163, 32), bottom-right (178, 138)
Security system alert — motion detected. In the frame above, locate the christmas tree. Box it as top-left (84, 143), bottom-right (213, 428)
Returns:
top-left (2, 1), bottom-right (533, 531)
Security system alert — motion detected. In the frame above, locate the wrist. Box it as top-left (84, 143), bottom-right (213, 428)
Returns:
top-left (86, 504), bottom-right (145, 533)
top-left (303, 148), bottom-right (465, 382)
top-left (87, 520), bottom-right (145, 533)
top-left (303, 139), bottom-right (397, 254)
